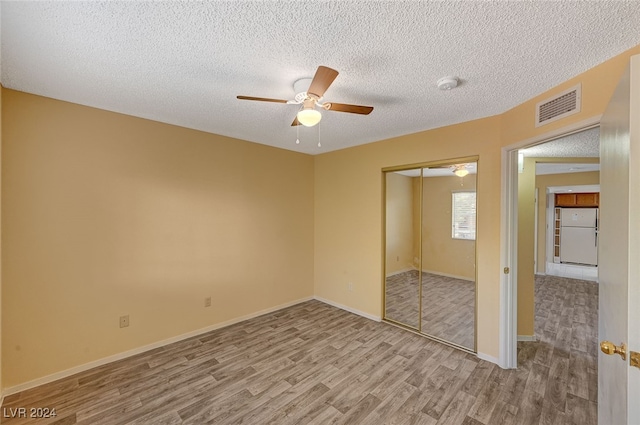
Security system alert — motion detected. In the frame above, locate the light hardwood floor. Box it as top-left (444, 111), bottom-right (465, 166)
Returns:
top-left (385, 270), bottom-right (475, 349)
top-left (2, 275), bottom-right (597, 425)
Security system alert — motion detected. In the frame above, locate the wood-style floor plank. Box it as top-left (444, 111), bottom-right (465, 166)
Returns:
top-left (1, 275), bottom-right (598, 425)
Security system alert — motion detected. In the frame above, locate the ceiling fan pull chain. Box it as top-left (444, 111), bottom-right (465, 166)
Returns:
top-left (296, 121), bottom-right (300, 144)
top-left (318, 122), bottom-right (322, 148)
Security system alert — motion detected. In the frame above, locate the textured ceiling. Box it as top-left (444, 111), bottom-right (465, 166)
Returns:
top-left (520, 127), bottom-right (600, 158)
top-left (2, 2), bottom-right (640, 155)
top-left (536, 163), bottom-right (600, 175)
top-left (521, 127), bottom-right (600, 174)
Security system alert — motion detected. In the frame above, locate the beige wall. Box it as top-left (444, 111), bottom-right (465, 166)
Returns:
top-left (535, 171), bottom-right (600, 274)
top-left (385, 172), bottom-right (415, 275)
top-left (315, 44), bottom-right (640, 359)
top-left (1, 89), bottom-right (315, 389)
top-left (516, 157), bottom-right (536, 337)
top-left (314, 117), bottom-right (503, 356)
top-left (422, 175), bottom-right (476, 280)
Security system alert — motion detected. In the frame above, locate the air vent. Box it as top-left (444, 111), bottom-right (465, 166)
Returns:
top-left (535, 84), bottom-right (581, 127)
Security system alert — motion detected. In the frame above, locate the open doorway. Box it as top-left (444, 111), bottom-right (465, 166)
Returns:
top-left (501, 125), bottom-right (600, 417)
top-left (520, 129), bottom-right (600, 283)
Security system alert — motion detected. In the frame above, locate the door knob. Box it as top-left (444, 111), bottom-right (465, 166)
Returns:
top-left (600, 340), bottom-right (627, 360)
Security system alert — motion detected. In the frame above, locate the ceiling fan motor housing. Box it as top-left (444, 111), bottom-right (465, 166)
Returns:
top-left (293, 78), bottom-right (315, 103)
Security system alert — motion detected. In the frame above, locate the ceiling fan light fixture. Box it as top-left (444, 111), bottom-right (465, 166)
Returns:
top-left (297, 107), bottom-right (322, 127)
top-left (452, 164), bottom-right (469, 177)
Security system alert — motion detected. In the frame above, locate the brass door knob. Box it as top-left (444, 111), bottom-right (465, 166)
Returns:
top-left (600, 340), bottom-right (627, 360)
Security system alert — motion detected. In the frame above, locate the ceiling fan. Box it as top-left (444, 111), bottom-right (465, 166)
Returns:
top-left (237, 66), bottom-right (373, 127)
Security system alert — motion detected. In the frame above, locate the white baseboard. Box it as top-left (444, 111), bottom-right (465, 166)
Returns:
top-left (3, 296), bottom-right (314, 397)
top-left (517, 335), bottom-right (537, 342)
top-left (477, 351), bottom-right (501, 367)
top-left (313, 296), bottom-right (382, 322)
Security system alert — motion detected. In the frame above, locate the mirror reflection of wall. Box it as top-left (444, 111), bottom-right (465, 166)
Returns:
top-left (384, 159), bottom-right (477, 352)
top-left (385, 169), bottom-right (420, 329)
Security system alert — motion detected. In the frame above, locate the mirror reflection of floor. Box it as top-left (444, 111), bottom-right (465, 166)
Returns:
top-left (385, 270), bottom-right (421, 328)
top-left (385, 269), bottom-right (475, 350)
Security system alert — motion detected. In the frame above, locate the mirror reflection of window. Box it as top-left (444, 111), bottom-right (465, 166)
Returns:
top-left (452, 191), bottom-right (476, 240)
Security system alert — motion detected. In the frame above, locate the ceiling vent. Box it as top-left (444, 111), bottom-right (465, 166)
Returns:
top-left (535, 84), bottom-right (581, 127)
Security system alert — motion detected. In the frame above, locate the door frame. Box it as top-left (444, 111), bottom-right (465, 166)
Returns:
top-left (499, 115), bottom-right (601, 368)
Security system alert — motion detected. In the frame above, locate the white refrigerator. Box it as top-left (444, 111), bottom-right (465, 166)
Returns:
top-left (560, 208), bottom-right (598, 266)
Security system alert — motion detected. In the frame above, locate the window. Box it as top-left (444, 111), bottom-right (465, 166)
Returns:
top-left (452, 191), bottom-right (476, 240)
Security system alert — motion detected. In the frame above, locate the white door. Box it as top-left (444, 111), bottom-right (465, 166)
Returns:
top-left (598, 54), bottom-right (640, 425)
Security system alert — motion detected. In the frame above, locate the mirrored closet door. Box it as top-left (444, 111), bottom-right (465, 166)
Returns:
top-left (383, 158), bottom-right (478, 352)
top-left (384, 167), bottom-right (421, 329)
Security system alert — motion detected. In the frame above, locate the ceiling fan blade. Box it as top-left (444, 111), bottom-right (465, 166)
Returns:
top-left (291, 116), bottom-right (301, 126)
top-left (325, 102), bottom-right (373, 115)
top-left (307, 66), bottom-right (339, 99)
top-left (237, 96), bottom-right (289, 103)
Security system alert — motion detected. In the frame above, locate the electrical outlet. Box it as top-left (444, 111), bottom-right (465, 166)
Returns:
top-left (204, 296), bottom-right (212, 307)
top-left (347, 282), bottom-right (353, 291)
top-left (119, 315), bottom-right (129, 328)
